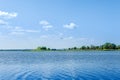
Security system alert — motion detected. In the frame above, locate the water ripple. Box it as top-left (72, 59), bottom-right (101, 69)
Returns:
top-left (5, 68), bottom-right (120, 80)
top-left (0, 51), bottom-right (120, 80)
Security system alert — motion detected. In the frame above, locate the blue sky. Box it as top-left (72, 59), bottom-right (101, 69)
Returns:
top-left (0, 0), bottom-right (120, 49)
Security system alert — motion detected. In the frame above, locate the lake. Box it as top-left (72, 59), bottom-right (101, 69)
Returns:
top-left (0, 51), bottom-right (120, 80)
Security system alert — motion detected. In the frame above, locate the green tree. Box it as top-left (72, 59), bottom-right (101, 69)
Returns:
top-left (36, 47), bottom-right (42, 50)
top-left (95, 46), bottom-right (99, 50)
top-left (102, 43), bottom-right (116, 50)
top-left (73, 47), bottom-right (77, 50)
top-left (41, 46), bottom-right (47, 50)
top-left (86, 46), bottom-right (90, 50)
top-left (36, 46), bottom-right (47, 51)
top-left (48, 48), bottom-right (50, 50)
top-left (81, 46), bottom-right (86, 50)
top-left (117, 45), bottom-right (120, 49)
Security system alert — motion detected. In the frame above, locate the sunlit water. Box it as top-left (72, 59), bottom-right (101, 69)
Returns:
top-left (0, 51), bottom-right (120, 80)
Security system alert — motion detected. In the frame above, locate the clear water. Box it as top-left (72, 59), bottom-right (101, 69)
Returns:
top-left (0, 51), bottom-right (120, 80)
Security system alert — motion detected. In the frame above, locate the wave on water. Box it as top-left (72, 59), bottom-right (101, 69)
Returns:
top-left (0, 64), bottom-right (120, 80)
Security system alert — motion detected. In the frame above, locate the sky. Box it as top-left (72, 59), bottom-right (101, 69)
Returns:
top-left (0, 0), bottom-right (120, 49)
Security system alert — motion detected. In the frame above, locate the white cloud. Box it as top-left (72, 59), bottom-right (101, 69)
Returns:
top-left (0, 11), bottom-right (17, 19)
top-left (0, 20), bottom-right (8, 25)
top-left (39, 20), bottom-right (49, 25)
top-left (25, 30), bottom-right (39, 33)
top-left (39, 20), bottom-right (53, 30)
top-left (10, 31), bottom-right (24, 35)
top-left (9, 26), bottom-right (39, 35)
top-left (13, 26), bottom-right (24, 32)
top-left (42, 25), bottom-right (53, 30)
top-left (12, 26), bottom-right (39, 32)
top-left (40, 35), bottom-right (48, 38)
top-left (58, 33), bottom-right (63, 37)
top-left (64, 36), bottom-right (73, 40)
top-left (63, 22), bottom-right (76, 29)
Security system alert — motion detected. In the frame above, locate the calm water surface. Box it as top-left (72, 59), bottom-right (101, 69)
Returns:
top-left (0, 51), bottom-right (120, 80)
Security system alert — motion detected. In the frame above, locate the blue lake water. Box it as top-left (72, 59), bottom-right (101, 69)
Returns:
top-left (0, 51), bottom-right (120, 80)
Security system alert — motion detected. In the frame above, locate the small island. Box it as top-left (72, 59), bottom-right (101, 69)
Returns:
top-left (34, 42), bottom-right (120, 51)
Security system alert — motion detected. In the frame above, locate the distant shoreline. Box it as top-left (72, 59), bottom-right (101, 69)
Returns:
top-left (0, 49), bottom-right (33, 51)
top-left (34, 42), bottom-right (120, 52)
top-left (0, 49), bottom-right (120, 52)
top-left (0, 42), bottom-right (120, 52)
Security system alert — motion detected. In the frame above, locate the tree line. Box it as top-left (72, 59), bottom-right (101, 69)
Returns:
top-left (68, 42), bottom-right (120, 50)
top-left (35, 43), bottom-right (120, 51)
top-left (35, 46), bottom-right (50, 51)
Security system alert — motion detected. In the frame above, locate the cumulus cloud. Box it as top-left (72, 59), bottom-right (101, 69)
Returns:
top-left (39, 20), bottom-right (53, 30)
top-left (63, 22), bottom-right (76, 29)
top-left (0, 11), bottom-right (17, 19)
top-left (0, 20), bottom-right (8, 25)
top-left (0, 11), bottom-right (17, 26)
